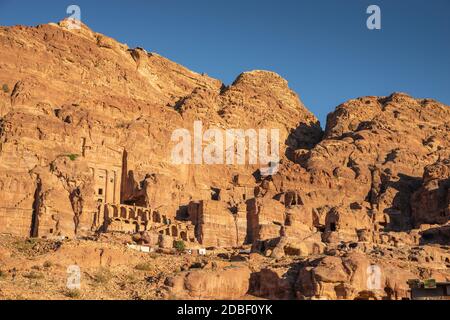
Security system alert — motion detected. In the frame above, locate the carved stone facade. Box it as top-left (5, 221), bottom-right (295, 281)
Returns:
top-left (98, 203), bottom-right (196, 243)
top-left (90, 166), bottom-right (121, 204)
top-left (0, 173), bottom-right (35, 236)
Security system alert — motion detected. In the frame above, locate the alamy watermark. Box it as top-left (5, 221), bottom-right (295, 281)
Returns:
top-left (66, 265), bottom-right (81, 290)
top-left (171, 121), bottom-right (280, 176)
top-left (367, 5), bottom-right (381, 30)
top-left (366, 264), bottom-right (382, 290)
top-left (66, 5), bottom-right (81, 30)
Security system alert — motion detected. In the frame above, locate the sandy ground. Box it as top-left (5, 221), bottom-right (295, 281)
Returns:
top-left (0, 234), bottom-right (268, 300)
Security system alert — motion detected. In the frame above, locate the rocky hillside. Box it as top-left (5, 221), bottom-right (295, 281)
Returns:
top-left (0, 20), bottom-right (448, 300)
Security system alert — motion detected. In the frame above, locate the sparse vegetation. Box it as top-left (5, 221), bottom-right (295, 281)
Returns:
top-left (66, 154), bottom-right (79, 161)
top-left (43, 261), bottom-right (53, 268)
top-left (2, 84), bottom-right (9, 93)
top-left (121, 273), bottom-right (139, 286)
top-left (125, 273), bottom-right (139, 282)
top-left (135, 262), bottom-right (153, 271)
top-left (93, 268), bottom-right (112, 284)
top-left (148, 252), bottom-right (158, 259)
top-left (23, 271), bottom-right (44, 280)
top-left (13, 238), bottom-right (40, 253)
top-left (64, 289), bottom-right (81, 299)
top-left (174, 240), bottom-right (186, 252)
top-left (11, 238), bottom-right (61, 257)
top-left (0, 270), bottom-right (6, 279)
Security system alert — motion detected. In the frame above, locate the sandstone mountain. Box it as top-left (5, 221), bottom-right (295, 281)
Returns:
top-left (0, 20), bottom-right (448, 300)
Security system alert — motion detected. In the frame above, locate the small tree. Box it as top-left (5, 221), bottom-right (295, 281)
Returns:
top-left (2, 84), bottom-right (9, 93)
top-left (66, 154), bottom-right (79, 161)
top-left (174, 240), bottom-right (186, 252)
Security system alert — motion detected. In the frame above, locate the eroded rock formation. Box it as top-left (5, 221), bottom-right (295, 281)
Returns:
top-left (0, 20), bottom-right (448, 300)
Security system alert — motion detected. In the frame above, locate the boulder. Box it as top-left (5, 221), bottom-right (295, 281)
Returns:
top-left (165, 266), bottom-right (251, 299)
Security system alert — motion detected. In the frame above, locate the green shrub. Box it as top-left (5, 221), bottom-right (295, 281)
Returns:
top-left (43, 261), bottom-right (53, 268)
top-left (2, 84), bottom-right (9, 93)
top-left (174, 240), bottom-right (186, 252)
top-left (66, 154), bottom-right (79, 161)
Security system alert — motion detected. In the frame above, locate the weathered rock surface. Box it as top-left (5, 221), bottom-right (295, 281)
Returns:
top-left (0, 21), bottom-right (449, 300)
top-left (165, 265), bottom-right (251, 299)
top-left (412, 159), bottom-right (450, 226)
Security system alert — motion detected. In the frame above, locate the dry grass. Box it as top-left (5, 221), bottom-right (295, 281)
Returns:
top-left (23, 271), bottom-right (44, 280)
top-left (135, 262), bottom-right (153, 271)
top-left (63, 289), bottom-right (81, 299)
top-left (93, 267), bottom-right (112, 284)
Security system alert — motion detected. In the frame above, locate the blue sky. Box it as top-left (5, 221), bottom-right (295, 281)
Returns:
top-left (0, 0), bottom-right (449, 126)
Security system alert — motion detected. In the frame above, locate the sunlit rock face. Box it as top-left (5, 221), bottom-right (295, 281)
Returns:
top-left (0, 21), bottom-right (322, 241)
top-left (0, 21), bottom-right (449, 300)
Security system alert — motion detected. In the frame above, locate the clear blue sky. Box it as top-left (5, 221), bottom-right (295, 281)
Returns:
top-left (1, 0), bottom-right (449, 126)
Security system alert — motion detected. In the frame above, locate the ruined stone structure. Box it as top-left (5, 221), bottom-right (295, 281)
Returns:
top-left (100, 203), bottom-right (196, 243)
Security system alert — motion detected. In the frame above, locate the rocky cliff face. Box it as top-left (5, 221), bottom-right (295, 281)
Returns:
top-left (0, 20), bottom-right (322, 240)
top-left (0, 21), bottom-right (448, 300)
